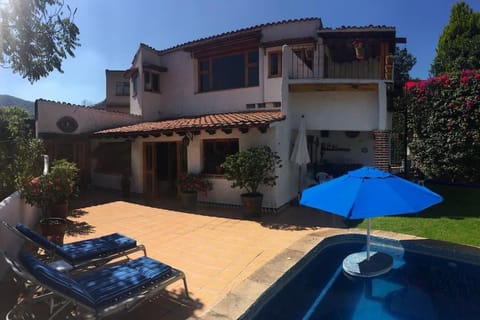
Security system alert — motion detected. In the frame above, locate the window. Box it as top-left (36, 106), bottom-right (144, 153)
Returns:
top-left (144, 71), bottom-right (159, 92)
top-left (293, 48), bottom-right (314, 70)
top-left (203, 139), bottom-right (239, 174)
top-left (198, 50), bottom-right (259, 92)
top-left (268, 51), bottom-right (282, 77)
top-left (93, 142), bottom-right (131, 174)
top-left (115, 81), bottom-right (130, 96)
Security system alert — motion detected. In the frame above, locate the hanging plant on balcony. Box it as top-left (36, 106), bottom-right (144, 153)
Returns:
top-left (352, 40), bottom-right (365, 60)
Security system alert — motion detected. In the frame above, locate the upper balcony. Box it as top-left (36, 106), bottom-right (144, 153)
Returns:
top-left (283, 28), bottom-right (400, 92)
top-left (285, 43), bottom-right (393, 82)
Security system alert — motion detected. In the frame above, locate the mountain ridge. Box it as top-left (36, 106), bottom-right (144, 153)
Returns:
top-left (0, 94), bottom-right (35, 116)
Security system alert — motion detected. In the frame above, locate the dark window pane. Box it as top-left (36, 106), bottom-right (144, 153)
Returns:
top-left (199, 60), bottom-right (209, 71)
top-left (144, 72), bottom-right (151, 91)
top-left (152, 73), bottom-right (159, 91)
top-left (248, 66), bottom-right (259, 86)
top-left (270, 53), bottom-right (279, 76)
top-left (94, 142), bottom-right (131, 174)
top-left (200, 74), bottom-right (210, 92)
top-left (248, 50), bottom-right (259, 63)
top-left (212, 54), bottom-right (244, 90)
top-left (203, 140), bottom-right (239, 174)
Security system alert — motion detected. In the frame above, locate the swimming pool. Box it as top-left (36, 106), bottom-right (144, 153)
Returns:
top-left (242, 234), bottom-right (480, 320)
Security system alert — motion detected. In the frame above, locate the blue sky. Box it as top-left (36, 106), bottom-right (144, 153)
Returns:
top-left (1, 0), bottom-right (479, 105)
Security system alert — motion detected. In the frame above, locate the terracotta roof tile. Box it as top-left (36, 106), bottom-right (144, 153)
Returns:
top-left (143, 18), bottom-right (321, 55)
top-left (94, 110), bottom-right (285, 137)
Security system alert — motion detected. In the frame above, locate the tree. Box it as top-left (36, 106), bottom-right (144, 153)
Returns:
top-left (405, 70), bottom-right (480, 182)
top-left (0, 107), bottom-right (44, 196)
top-left (0, 0), bottom-right (80, 82)
top-left (390, 47), bottom-right (416, 166)
top-left (430, 1), bottom-right (480, 76)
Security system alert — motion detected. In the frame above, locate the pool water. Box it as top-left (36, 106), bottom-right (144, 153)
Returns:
top-left (245, 237), bottom-right (480, 320)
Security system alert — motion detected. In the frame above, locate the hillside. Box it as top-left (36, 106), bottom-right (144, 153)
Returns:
top-left (0, 94), bottom-right (35, 116)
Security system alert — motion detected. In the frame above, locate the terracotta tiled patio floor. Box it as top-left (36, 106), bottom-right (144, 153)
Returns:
top-left (0, 189), bottom-right (349, 319)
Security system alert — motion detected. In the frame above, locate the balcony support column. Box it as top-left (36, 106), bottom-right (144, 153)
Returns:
top-left (377, 81), bottom-right (387, 130)
top-left (373, 130), bottom-right (391, 171)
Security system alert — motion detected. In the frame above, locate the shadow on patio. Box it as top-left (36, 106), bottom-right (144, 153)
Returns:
top-left (1, 188), bottom-right (348, 319)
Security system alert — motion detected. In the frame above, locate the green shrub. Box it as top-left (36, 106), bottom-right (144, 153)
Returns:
top-left (405, 70), bottom-right (480, 182)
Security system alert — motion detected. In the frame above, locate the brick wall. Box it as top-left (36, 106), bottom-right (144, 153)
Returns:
top-left (373, 130), bottom-right (391, 171)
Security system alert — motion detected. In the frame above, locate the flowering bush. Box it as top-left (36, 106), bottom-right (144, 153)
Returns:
top-left (21, 159), bottom-right (79, 219)
top-left (405, 69), bottom-right (480, 182)
top-left (176, 173), bottom-right (212, 196)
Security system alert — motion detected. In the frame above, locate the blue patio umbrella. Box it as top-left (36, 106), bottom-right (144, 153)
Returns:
top-left (300, 166), bottom-right (443, 265)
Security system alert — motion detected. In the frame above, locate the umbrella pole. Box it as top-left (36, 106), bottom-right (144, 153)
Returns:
top-left (366, 218), bottom-right (371, 261)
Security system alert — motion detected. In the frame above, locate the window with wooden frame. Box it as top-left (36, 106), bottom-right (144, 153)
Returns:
top-left (203, 139), bottom-right (239, 174)
top-left (268, 51), bottom-right (282, 78)
top-left (115, 81), bottom-right (130, 96)
top-left (293, 47), bottom-right (314, 70)
top-left (144, 70), bottom-right (160, 92)
top-left (198, 50), bottom-right (259, 93)
top-left (93, 142), bottom-right (131, 175)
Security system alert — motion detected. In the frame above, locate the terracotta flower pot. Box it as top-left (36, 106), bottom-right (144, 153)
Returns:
top-left (179, 191), bottom-right (197, 209)
top-left (40, 218), bottom-right (67, 245)
top-left (240, 193), bottom-right (263, 218)
top-left (50, 202), bottom-right (69, 218)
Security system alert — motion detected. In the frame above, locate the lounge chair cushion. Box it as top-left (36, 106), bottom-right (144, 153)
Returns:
top-left (16, 223), bottom-right (57, 251)
top-left (77, 257), bottom-right (173, 308)
top-left (19, 252), bottom-right (174, 309)
top-left (15, 224), bottom-right (137, 266)
top-left (58, 233), bottom-right (137, 265)
top-left (19, 252), bottom-right (95, 307)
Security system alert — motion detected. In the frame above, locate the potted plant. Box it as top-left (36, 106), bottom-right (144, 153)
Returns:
top-left (47, 159), bottom-right (79, 218)
top-left (352, 40), bottom-right (365, 60)
top-left (176, 173), bottom-right (212, 209)
top-left (221, 146), bottom-right (282, 218)
top-left (21, 159), bottom-right (79, 244)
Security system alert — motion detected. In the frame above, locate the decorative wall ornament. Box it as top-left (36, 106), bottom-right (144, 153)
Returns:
top-left (56, 116), bottom-right (78, 133)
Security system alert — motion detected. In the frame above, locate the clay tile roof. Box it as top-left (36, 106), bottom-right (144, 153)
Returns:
top-left (151, 18), bottom-right (321, 55)
top-left (319, 25), bottom-right (395, 33)
top-left (94, 110), bottom-right (285, 137)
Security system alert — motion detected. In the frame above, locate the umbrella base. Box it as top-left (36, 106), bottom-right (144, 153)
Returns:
top-left (342, 251), bottom-right (393, 278)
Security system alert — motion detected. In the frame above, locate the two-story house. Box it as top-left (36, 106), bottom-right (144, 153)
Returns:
top-left (35, 18), bottom-right (404, 211)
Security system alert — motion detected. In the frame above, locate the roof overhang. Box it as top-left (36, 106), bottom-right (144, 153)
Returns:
top-left (124, 63), bottom-right (168, 78)
top-left (93, 110), bottom-right (285, 139)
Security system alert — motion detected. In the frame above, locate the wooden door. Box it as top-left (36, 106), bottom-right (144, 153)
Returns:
top-left (143, 142), bottom-right (157, 197)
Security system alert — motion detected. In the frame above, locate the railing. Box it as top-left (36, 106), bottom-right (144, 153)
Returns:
top-left (286, 45), bottom-right (393, 81)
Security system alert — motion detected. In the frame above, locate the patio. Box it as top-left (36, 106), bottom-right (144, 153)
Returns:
top-left (0, 188), bottom-right (351, 319)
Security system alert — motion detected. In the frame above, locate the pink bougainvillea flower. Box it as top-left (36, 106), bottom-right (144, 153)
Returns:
top-left (461, 76), bottom-right (469, 84)
top-left (463, 69), bottom-right (472, 77)
top-left (405, 81), bottom-right (417, 91)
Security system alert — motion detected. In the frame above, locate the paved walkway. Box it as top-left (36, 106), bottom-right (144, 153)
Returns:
top-left (0, 189), bottom-right (349, 319)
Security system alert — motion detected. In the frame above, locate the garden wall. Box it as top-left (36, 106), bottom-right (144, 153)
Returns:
top-left (0, 192), bottom-right (39, 279)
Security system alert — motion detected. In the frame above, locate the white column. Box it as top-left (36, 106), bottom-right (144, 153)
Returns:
top-left (377, 81), bottom-right (387, 130)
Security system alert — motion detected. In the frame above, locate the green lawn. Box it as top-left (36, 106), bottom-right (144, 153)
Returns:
top-left (358, 183), bottom-right (480, 247)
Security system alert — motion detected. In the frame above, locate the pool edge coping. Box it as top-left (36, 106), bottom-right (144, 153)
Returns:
top-left (195, 228), bottom-right (480, 320)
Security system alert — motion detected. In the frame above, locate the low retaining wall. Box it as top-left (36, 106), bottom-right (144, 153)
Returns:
top-left (0, 192), bottom-right (39, 280)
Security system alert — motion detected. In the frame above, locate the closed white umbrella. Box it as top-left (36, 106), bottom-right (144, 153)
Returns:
top-left (290, 116), bottom-right (311, 194)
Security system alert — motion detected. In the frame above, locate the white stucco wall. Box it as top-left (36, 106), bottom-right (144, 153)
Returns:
top-left (36, 100), bottom-right (141, 135)
top-left (0, 192), bottom-right (39, 279)
top-left (126, 125), bottom-right (284, 208)
top-left (157, 50), bottom-right (266, 118)
top-left (289, 91), bottom-right (379, 131)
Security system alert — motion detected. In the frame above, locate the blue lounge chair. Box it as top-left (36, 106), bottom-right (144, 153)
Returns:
top-left (2, 251), bottom-right (189, 319)
top-left (2, 221), bottom-right (146, 271)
